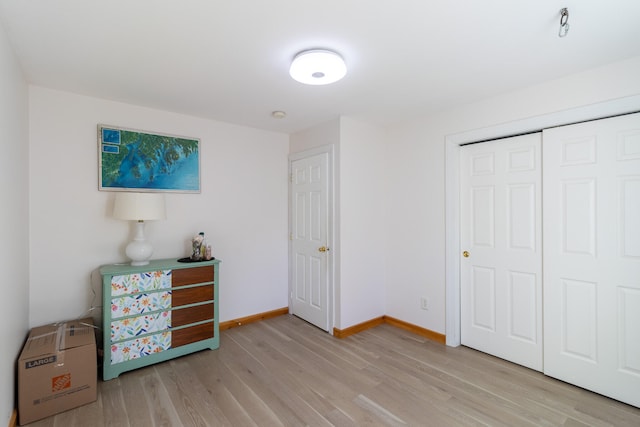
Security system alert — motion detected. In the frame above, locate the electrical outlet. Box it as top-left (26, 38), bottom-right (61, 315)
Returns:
top-left (420, 297), bottom-right (429, 310)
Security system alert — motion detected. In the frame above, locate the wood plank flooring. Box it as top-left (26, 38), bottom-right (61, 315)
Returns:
top-left (27, 315), bottom-right (640, 426)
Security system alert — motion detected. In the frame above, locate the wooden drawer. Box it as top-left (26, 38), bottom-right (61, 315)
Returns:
top-left (173, 285), bottom-right (214, 307)
top-left (172, 265), bottom-right (214, 287)
top-left (172, 303), bottom-right (214, 327)
top-left (173, 322), bottom-right (214, 348)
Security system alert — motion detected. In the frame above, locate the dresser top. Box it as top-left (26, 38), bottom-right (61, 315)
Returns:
top-left (99, 257), bottom-right (220, 275)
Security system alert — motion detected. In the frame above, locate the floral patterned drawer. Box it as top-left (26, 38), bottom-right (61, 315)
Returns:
top-left (111, 311), bottom-right (171, 342)
top-left (111, 291), bottom-right (172, 319)
top-left (111, 270), bottom-right (171, 296)
top-left (111, 331), bottom-right (171, 364)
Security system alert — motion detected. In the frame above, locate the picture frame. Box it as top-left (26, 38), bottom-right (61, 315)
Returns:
top-left (98, 124), bottom-right (201, 193)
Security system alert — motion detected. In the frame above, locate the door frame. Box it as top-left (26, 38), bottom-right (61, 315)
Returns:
top-left (288, 144), bottom-right (336, 334)
top-left (444, 95), bottom-right (640, 347)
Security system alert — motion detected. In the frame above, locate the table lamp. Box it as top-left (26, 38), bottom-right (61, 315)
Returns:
top-left (113, 192), bottom-right (166, 266)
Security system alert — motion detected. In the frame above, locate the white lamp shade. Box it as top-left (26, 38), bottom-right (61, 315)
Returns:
top-left (113, 192), bottom-right (166, 221)
top-left (289, 49), bottom-right (347, 85)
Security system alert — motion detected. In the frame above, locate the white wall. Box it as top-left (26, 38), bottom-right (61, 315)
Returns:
top-left (290, 119), bottom-right (340, 155)
top-left (338, 117), bottom-right (387, 328)
top-left (28, 87), bottom-right (290, 328)
top-left (385, 55), bottom-right (640, 335)
top-left (289, 118), bottom-right (388, 329)
top-left (0, 18), bottom-right (29, 426)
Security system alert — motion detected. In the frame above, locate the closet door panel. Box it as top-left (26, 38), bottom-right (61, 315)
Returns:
top-left (461, 133), bottom-right (542, 371)
top-left (543, 112), bottom-right (640, 408)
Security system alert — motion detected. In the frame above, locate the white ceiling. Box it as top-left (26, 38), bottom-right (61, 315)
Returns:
top-left (1, 0), bottom-right (639, 134)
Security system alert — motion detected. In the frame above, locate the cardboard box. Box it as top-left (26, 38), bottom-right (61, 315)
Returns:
top-left (18, 318), bottom-right (97, 425)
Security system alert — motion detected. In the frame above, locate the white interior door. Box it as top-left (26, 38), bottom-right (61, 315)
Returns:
top-left (543, 112), bottom-right (640, 408)
top-left (460, 133), bottom-right (542, 371)
top-left (290, 151), bottom-right (330, 331)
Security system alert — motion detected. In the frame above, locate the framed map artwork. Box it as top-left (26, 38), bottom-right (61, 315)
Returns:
top-left (98, 125), bottom-right (200, 193)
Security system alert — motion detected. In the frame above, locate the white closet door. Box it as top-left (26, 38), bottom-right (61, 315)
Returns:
top-left (290, 152), bottom-right (330, 331)
top-left (543, 112), bottom-right (640, 408)
top-left (460, 133), bottom-right (543, 371)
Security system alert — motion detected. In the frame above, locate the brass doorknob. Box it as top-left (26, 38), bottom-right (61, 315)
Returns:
top-left (318, 246), bottom-right (330, 252)
top-left (463, 251), bottom-right (470, 258)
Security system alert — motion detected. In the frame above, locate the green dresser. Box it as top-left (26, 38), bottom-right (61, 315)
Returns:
top-left (100, 258), bottom-right (220, 380)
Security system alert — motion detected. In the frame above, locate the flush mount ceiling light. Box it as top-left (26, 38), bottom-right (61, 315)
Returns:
top-left (289, 49), bottom-right (347, 85)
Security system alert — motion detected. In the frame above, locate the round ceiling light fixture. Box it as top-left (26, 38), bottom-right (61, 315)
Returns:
top-left (289, 49), bottom-right (347, 85)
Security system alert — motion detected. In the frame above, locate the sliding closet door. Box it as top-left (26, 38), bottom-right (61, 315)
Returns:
top-left (460, 133), bottom-right (542, 371)
top-left (543, 112), bottom-right (640, 408)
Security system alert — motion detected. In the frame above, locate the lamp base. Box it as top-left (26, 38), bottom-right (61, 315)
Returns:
top-left (125, 239), bottom-right (154, 266)
top-left (125, 221), bottom-right (154, 266)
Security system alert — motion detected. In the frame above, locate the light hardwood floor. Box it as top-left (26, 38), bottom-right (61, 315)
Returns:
top-left (28, 315), bottom-right (640, 426)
